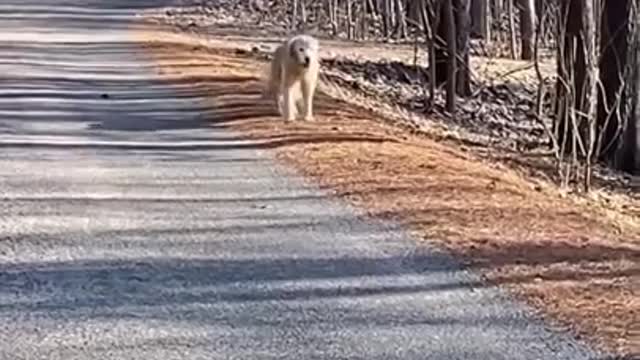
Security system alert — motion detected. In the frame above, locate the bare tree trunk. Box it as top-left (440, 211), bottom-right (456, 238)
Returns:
top-left (455, 0), bottom-right (472, 96)
top-left (484, 0), bottom-right (492, 42)
top-left (383, 0), bottom-right (392, 38)
top-left (598, 0), bottom-right (628, 164)
top-left (395, 0), bottom-right (408, 39)
top-left (435, 0), bottom-right (471, 97)
top-left (422, 0), bottom-right (438, 110)
top-left (519, 0), bottom-right (536, 60)
top-left (535, 0), bottom-right (545, 41)
top-left (492, 0), bottom-right (504, 43)
top-left (493, 0), bottom-right (503, 21)
top-left (622, 55), bottom-right (640, 173)
top-left (408, 0), bottom-right (423, 26)
top-left (390, 0), bottom-right (397, 34)
top-left (508, 0), bottom-right (518, 59)
top-left (581, 0), bottom-right (599, 191)
top-left (327, 0), bottom-right (338, 35)
top-left (300, 0), bottom-right (307, 29)
top-left (334, 0), bottom-right (339, 35)
top-left (347, 0), bottom-right (355, 39)
top-left (470, 0), bottom-right (490, 39)
top-left (291, 0), bottom-right (299, 31)
top-left (445, 0), bottom-right (457, 113)
top-left (361, 0), bottom-right (369, 39)
top-left (435, 0), bottom-right (450, 85)
top-left (471, 0), bottom-right (482, 37)
top-left (599, 0), bottom-right (640, 172)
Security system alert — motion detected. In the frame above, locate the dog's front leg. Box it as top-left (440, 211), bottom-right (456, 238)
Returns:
top-left (282, 84), bottom-right (295, 122)
top-left (301, 76), bottom-right (316, 121)
top-left (295, 94), bottom-right (305, 116)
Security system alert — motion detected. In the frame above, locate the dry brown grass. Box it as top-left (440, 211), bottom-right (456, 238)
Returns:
top-left (137, 29), bottom-right (640, 356)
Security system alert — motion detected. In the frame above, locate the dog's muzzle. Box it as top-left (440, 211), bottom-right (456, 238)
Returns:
top-left (302, 56), bottom-right (310, 67)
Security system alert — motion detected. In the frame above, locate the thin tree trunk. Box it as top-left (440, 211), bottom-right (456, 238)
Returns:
top-left (422, 0), bottom-right (438, 110)
top-left (300, 0), bottom-right (307, 29)
top-left (395, 0), bottom-right (408, 39)
top-left (470, 0), bottom-right (490, 39)
top-left (435, 0), bottom-right (471, 97)
top-left (435, 0), bottom-right (449, 86)
top-left (484, 0), bottom-right (492, 42)
top-left (390, 0), bottom-right (397, 35)
top-left (361, 0), bottom-right (368, 39)
top-left (455, 0), bottom-right (472, 96)
top-left (327, 0), bottom-right (338, 35)
top-left (493, 0), bottom-right (503, 43)
top-left (535, 0), bottom-right (546, 45)
top-left (383, 0), bottom-right (392, 38)
top-left (347, 0), bottom-right (354, 39)
top-left (291, 0), bottom-right (298, 31)
top-left (581, 0), bottom-right (599, 191)
top-left (519, 0), bottom-right (536, 60)
top-left (445, 0), bottom-right (457, 113)
top-left (508, 0), bottom-right (517, 59)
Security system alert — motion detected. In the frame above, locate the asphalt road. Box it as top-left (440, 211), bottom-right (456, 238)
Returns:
top-left (0, 1), bottom-right (603, 359)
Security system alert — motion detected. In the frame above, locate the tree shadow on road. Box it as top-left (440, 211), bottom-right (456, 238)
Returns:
top-left (0, 252), bottom-right (524, 326)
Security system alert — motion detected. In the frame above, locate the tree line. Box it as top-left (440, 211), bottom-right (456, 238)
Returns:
top-left (263, 0), bottom-right (639, 190)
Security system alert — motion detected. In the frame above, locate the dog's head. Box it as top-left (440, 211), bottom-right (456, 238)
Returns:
top-left (288, 35), bottom-right (318, 69)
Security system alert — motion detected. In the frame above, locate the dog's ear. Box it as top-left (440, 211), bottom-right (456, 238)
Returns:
top-left (288, 39), bottom-right (297, 58)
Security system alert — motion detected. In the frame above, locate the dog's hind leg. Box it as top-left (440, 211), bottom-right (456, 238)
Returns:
top-left (295, 86), bottom-right (306, 116)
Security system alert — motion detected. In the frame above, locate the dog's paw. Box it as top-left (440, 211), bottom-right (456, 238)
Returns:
top-left (283, 113), bottom-right (295, 122)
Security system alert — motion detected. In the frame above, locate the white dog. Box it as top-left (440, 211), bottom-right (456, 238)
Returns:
top-left (263, 34), bottom-right (320, 121)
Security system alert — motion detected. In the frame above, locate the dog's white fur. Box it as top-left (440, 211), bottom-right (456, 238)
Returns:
top-left (262, 34), bottom-right (320, 121)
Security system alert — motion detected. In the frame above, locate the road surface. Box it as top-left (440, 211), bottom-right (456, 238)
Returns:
top-left (0, 1), bottom-right (601, 359)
